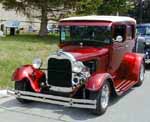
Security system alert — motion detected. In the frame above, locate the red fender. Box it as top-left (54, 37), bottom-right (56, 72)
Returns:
top-left (12, 65), bottom-right (45, 93)
top-left (116, 53), bottom-right (144, 82)
top-left (85, 73), bottom-right (112, 91)
top-left (127, 53), bottom-right (144, 81)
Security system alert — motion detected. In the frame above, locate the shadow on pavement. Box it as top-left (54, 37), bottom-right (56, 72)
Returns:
top-left (109, 88), bottom-right (133, 106)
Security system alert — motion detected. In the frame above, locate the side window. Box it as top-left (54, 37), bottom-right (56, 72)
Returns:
top-left (113, 25), bottom-right (126, 42)
top-left (127, 25), bottom-right (134, 40)
top-left (146, 27), bottom-right (150, 35)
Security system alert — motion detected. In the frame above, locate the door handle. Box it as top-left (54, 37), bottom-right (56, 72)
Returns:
top-left (125, 45), bottom-right (129, 48)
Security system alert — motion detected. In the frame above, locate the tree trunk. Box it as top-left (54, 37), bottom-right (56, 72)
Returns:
top-left (39, 7), bottom-right (48, 37)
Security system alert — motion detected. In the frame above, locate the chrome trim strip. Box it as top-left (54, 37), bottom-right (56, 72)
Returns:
top-left (58, 51), bottom-right (76, 62)
top-left (7, 90), bottom-right (96, 109)
top-left (116, 80), bottom-right (131, 90)
top-left (48, 50), bottom-right (76, 62)
top-left (116, 80), bottom-right (127, 89)
top-left (121, 81), bottom-right (135, 91)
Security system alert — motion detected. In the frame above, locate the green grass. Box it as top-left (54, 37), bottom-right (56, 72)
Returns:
top-left (0, 34), bottom-right (59, 89)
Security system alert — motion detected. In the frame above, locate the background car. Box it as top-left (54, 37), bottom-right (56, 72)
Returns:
top-left (47, 24), bottom-right (59, 33)
top-left (136, 23), bottom-right (150, 63)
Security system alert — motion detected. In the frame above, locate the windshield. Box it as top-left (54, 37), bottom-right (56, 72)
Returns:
top-left (60, 26), bottom-right (112, 45)
top-left (136, 26), bottom-right (150, 36)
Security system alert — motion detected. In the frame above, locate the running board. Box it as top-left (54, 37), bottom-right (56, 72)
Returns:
top-left (115, 80), bottom-right (136, 95)
top-left (7, 90), bottom-right (96, 109)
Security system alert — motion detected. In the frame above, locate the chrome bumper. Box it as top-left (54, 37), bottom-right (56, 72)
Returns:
top-left (7, 90), bottom-right (96, 109)
top-left (145, 59), bottom-right (150, 63)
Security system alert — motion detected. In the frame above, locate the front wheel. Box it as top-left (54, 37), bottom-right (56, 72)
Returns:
top-left (90, 81), bottom-right (110, 115)
top-left (15, 79), bottom-right (33, 103)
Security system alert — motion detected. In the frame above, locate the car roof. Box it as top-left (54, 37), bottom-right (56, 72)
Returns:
top-left (60, 15), bottom-right (136, 23)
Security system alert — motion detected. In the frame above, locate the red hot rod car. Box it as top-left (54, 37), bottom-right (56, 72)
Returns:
top-left (8, 16), bottom-right (145, 115)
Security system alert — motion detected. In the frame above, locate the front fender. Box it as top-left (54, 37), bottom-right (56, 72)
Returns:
top-left (12, 65), bottom-right (45, 93)
top-left (85, 73), bottom-right (112, 91)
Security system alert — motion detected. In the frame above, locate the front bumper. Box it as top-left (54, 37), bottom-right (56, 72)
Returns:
top-left (7, 90), bottom-right (96, 109)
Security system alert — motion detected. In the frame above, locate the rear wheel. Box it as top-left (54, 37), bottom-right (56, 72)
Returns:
top-left (15, 79), bottom-right (33, 103)
top-left (90, 81), bottom-right (110, 115)
top-left (135, 62), bottom-right (145, 86)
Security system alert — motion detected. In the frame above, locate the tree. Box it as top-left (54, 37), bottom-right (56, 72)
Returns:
top-left (143, 0), bottom-right (150, 22)
top-left (75, 0), bottom-right (103, 15)
top-left (75, 0), bottom-right (135, 16)
top-left (131, 0), bottom-right (150, 23)
top-left (97, 0), bottom-right (135, 15)
top-left (0, 0), bottom-right (79, 36)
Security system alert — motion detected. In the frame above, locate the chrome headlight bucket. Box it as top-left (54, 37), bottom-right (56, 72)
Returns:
top-left (72, 61), bottom-right (91, 86)
top-left (72, 61), bottom-right (85, 73)
top-left (32, 57), bottom-right (42, 69)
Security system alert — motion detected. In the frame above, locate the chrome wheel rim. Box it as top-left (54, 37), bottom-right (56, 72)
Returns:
top-left (140, 64), bottom-right (144, 81)
top-left (100, 83), bottom-right (110, 109)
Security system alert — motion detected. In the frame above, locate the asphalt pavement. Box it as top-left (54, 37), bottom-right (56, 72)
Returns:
top-left (0, 68), bottom-right (150, 122)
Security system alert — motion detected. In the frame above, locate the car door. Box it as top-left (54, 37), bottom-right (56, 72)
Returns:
top-left (109, 24), bottom-right (127, 74)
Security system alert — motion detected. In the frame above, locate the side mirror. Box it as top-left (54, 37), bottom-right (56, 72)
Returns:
top-left (115, 35), bottom-right (123, 42)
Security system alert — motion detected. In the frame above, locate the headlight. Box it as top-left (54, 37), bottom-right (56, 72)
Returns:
top-left (146, 41), bottom-right (150, 45)
top-left (72, 61), bottom-right (84, 73)
top-left (146, 52), bottom-right (149, 55)
top-left (32, 57), bottom-right (42, 69)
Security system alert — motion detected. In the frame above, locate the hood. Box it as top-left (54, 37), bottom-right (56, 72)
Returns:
top-left (62, 45), bottom-right (109, 61)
